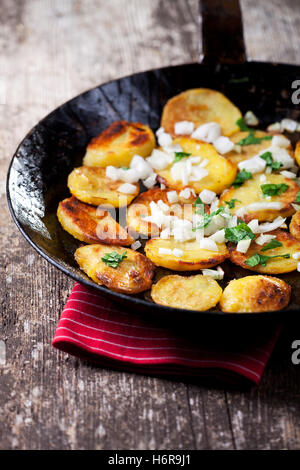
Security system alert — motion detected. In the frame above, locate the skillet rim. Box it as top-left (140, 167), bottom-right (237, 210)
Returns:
top-left (6, 59), bottom-right (300, 320)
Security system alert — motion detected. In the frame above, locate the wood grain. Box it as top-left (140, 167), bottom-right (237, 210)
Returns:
top-left (1, 0), bottom-right (300, 450)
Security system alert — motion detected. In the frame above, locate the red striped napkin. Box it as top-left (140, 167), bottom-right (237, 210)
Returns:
top-left (52, 282), bottom-right (282, 385)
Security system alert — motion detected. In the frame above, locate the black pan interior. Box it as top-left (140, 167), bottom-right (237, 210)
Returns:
top-left (6, 61), bottom-right (300, 323)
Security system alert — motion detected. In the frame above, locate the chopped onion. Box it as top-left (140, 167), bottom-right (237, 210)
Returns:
top-left (199, 238), bottom-right (219, 252)
top-left (117, 183), bottom-right (137, 194)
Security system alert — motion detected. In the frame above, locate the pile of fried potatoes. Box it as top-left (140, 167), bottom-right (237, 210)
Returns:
top-left (57, 88), bottom-right (300, 313)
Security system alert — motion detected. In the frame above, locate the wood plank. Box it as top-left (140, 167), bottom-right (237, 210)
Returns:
top-left (1, 0), bottom-right (300, 450)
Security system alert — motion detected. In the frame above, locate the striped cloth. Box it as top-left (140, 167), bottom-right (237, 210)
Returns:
top-left (52, 282), bottom-right (282, 385)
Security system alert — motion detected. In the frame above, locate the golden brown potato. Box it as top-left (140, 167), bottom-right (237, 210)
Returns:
top-left (145, 238), bottom-right (229, 271)
top-left (57, 196), bottom-right (134, 246)
top-left (295, 140), bottom-right (300, 167)
top-left (229, 229), bottom-right (300, 274)
top-left (220, 275), bottom-right (291, 313)
top-left (151, 274), bottom-right (223, 311)
top-left (226, 131), bottom-right (292, 166)
top-left (75, 244), bottom-right (155, 294)
top-left (220, 173), bottom-right (298, 222)
top-left (126, 187), bottom-right (200, 237)
top-left (83, 121), bottom-right (155, 168)
top-left (155, 138), bottom-right (237, 194)
top-left (161, 88), bottom-right (242, 137)
top-left (68, 166), bottom-right (139, 208)
top-left (290, 211), bottom-right (300, 241)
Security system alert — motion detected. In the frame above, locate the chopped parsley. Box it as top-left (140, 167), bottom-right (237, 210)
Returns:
top-left (119, 166), bottom-right (129, 170)
top-left (174, 151), bottom-right (191, 163)
top-left (193, 207), bottom-right (224, 231)
top-left (296, 191), bottom-right (300, 203)
top-left (225, 223), bottom-right (255, 243)
top-left (232, 169), bottom-right (253, 187)
top-left (229, 77), bottom-right (249, 84)
top-left (236, 117), bottom-right (251, 132)
top-left (261, 183), bottom-right (289, 197)
top-left (193, 196), bottom-right (203, 207)
top-left (245, 253), bottom-right (290, 267)
top-left (101, 251), bottom-right (127, 268)
top-left (225, 198), bottom-right (240, 209)
top-left (261, 240), bottom-right (283, 252)
top-left (259, 151), bottom-right (283, 171)
top-left (237, 130), bottom-right (272, 146)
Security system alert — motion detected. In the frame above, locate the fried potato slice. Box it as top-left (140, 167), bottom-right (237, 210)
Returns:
top-left (145, 238), bottom-right (229, 271)
top-left (161, 88), bottom-right (242, 137)
top-left (290, 210), bottom-right (300, 241)
top-left (83, 121), bottom-right (155, 168)
top-left (151, 274), bottom-right (222, 311)
top-left (126, 187), bottom-right (199, 237)
top-left (229, 229), bottom-right (300, 274)
top-left (295, 140), bottom-right (300, 167)
top-left (220, 275), bottom-right (291, 313)
top-left (156, 138), bottom-right (237, 194)
top-left (75, 244), bottom-right (155, 294)
top-left (226, 131), bottom-right (292, 166)
top-left (68, 166), bottom-right (139, 208)
top-left (57, 196), bottom-right (134, 246)
top-left (219, 173), bottom-right (298, 222)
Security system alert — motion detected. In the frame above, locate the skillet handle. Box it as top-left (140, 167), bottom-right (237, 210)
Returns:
top-left (199, 0), bottom-right (247, 64)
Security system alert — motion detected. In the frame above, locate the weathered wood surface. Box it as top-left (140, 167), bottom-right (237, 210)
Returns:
top-left (1, 0), bottom-right (300, 450)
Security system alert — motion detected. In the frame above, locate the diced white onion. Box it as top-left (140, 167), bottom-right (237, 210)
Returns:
top-left (238, 155), bottom-right (266, 174)
top-left (202, 266), bottom-right (224, 280)
top-left (280, 170), bottom-right (296, 179)
top-left (236, 239), bottom-right (252, 253)
top-left (245, 202), bottom-right (283, 212)
top-left (130, 154), bottom-right (153, 179)
top-left (199, 238), bottom-right (219, 252)
top-left (143, 173), bottom-right (157, 188)
top-left (199, 189), bottom-right (216, 204)
top-left (158, 132), bottom-right (173, 148)
top-left (244, 111), bottom-right (259, 126)
top-left (255, 234), bottom-right (276, 245)
top-left (292, 252), bottom-right (300, 260)
top-left (179, 188), bottom-right (195, 199)
top-left (174, 121), bottom-right (194, 135)
top-left (281, 119), bottom-right (297, 133)
top-left (106, 165), bottom-right (120, 181)
top-left (117, 183), bottom-right (137, 194)
top-left (118, 168), bottom-right (140, 183)
top-left (271, 135), bottom-right (291, 148)
top-left (213, 136), bottom-right (234, 154)
top-left (191, 122), bottom-right (221, 143)
top-left (160, 228), bottom-right (171, 239)
top-left (260, 174), bottom-right (267, 182)
top-left (256, 216), bottom-right (286, 233)
top-left (209, 229), bottom-right (225, 243)
top-left (267, 122), bottom-right (281, 132)
top-left (247, 219), bottom-right (260, 233)
top-left (297, 262), bottom-right (300, 273)
top-left (167, 191), bottom-right (178, 204)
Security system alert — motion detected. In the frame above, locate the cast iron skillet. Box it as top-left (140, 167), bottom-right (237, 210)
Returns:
top-left (6, 0), bottom-right (300, 323)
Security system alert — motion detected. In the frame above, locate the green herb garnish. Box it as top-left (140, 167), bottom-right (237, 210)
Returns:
top-left (232, 169), bottom-right (253, 187)
top-left (261, 240), bottom-right (283, 252)
top-left (193, 207), bottom-right (225, 231)
top-left (245, 253), bottom-right (290, 267)
top-left (229, 77), bottom-right (249, 84)
top-left (296, 191), bottom-right (300, 203)
top-left (237, 130), bottom-right (272, 146)
top-left (236, 117), bottom-right (251, 132)
top-left (101, 251), bottom-right (127, 268)
top-left (225, 198), bottom-right (240, 209)
top-left (261, 183), bottom-right (289, 197)
top-left (119, 166), bottom-right (130, 170)
top-left (193, 196), bottom-right (203, 207)
top-left (174, 151), bottom-right (191, 163)
top-left (225, 223), bottom-right (255, 243)
top-left (259, 151), bottom-right (283, 171)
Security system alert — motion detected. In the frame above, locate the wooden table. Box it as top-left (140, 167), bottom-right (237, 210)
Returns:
top-left (1, 0), bottom-right (300, 450)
